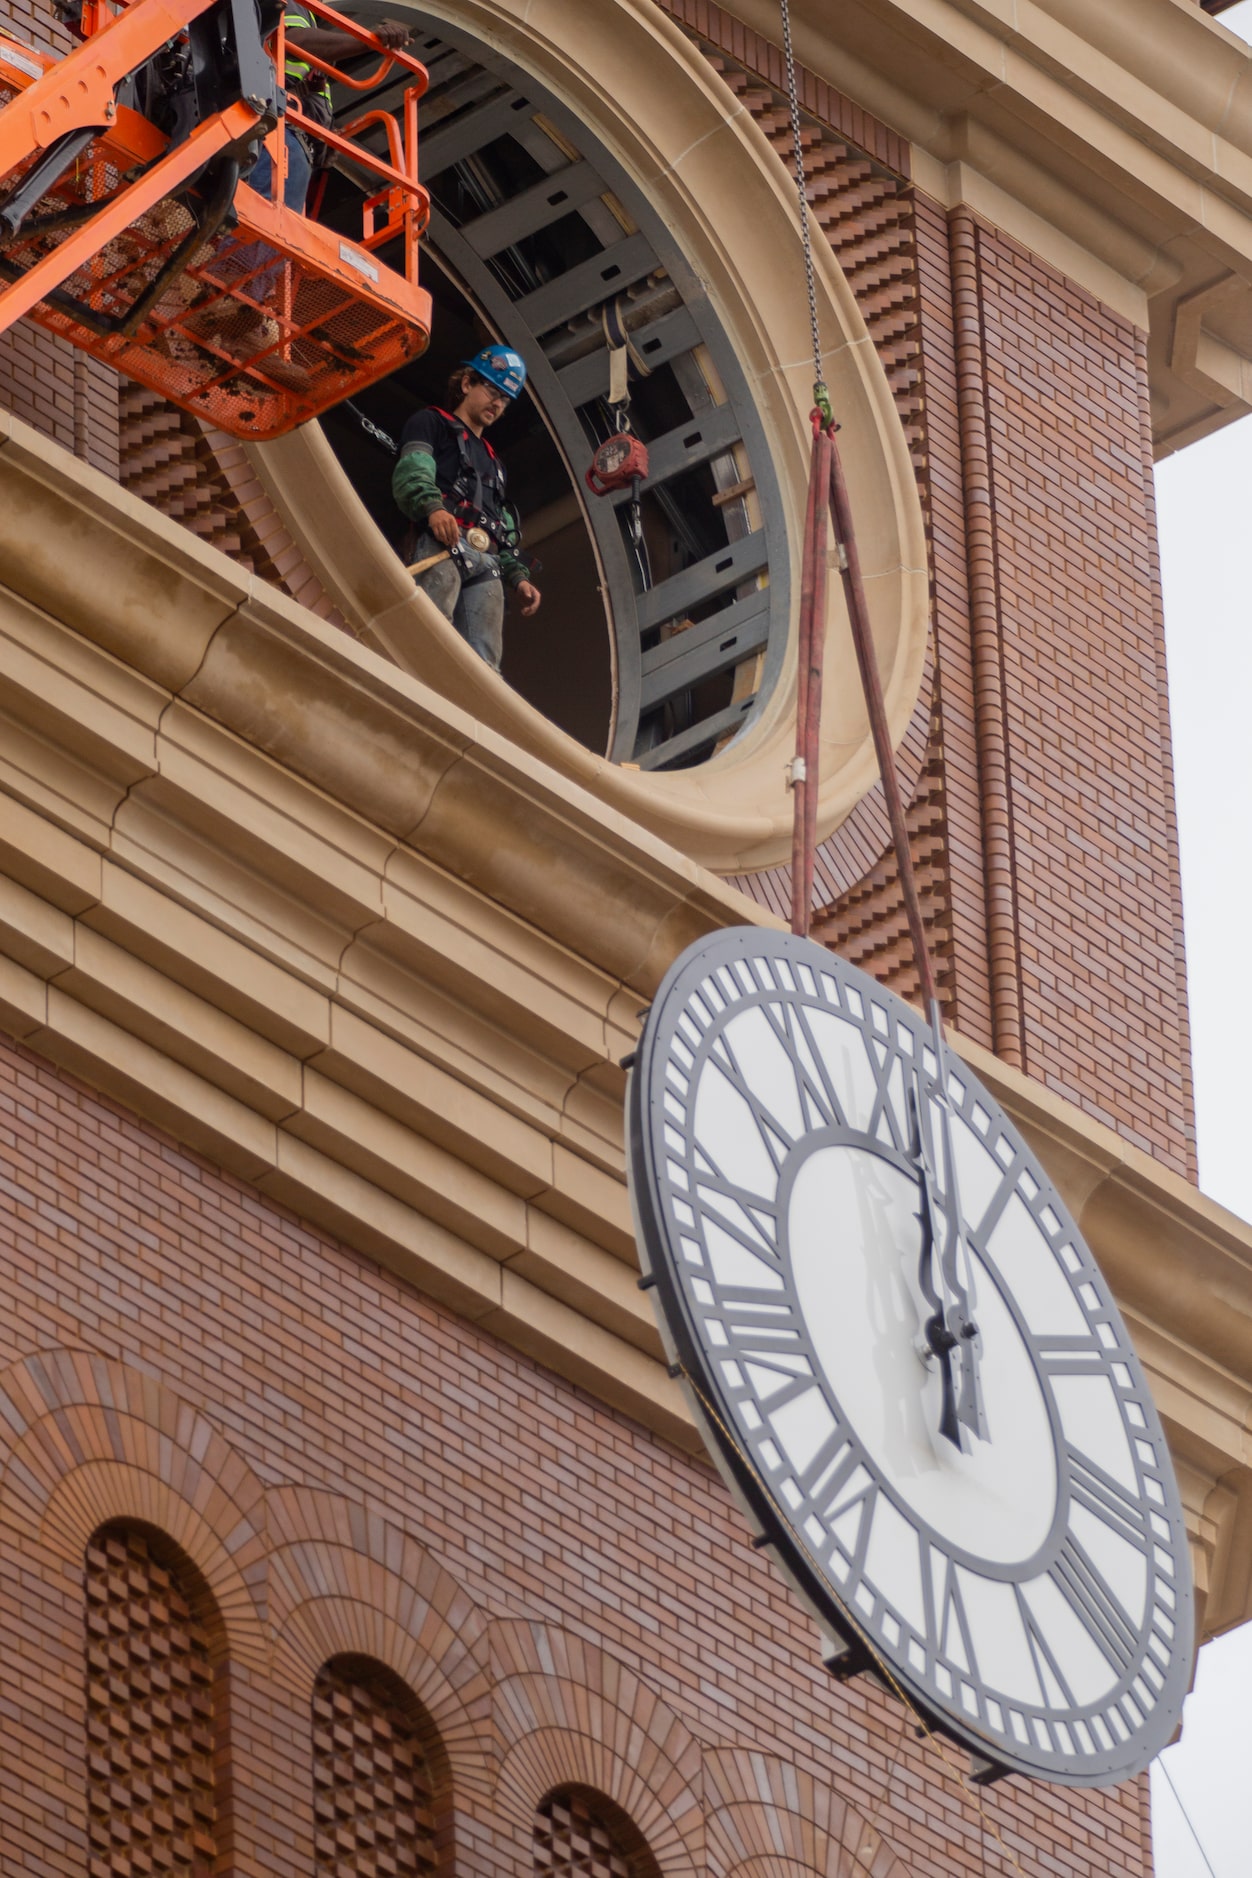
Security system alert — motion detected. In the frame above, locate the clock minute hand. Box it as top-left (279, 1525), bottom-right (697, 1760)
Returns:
top-left (907, 1080), bottom-right (964, 1452)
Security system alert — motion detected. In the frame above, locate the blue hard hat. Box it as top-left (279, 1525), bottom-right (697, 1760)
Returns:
top-left (463, 345), bottom-right (527, 400)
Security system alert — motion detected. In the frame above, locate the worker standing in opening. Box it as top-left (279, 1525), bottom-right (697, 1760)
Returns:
top-left (393, 348), bottom-right (542, 671)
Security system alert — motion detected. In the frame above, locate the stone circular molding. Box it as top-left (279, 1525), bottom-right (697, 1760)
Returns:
top-left (249, 0), bottom-right (928, 874)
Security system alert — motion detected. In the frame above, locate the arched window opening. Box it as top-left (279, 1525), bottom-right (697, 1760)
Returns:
top-left (534, 1786), bottom-right (662, 1878)
top-left (317, 14), bottom-right (789, 771)
top-left (84, 1522), bottom-right (223, 1877)
top-left (312, 1654), bottom-right (447, 1878)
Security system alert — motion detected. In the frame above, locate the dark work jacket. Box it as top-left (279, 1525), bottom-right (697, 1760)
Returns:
top-left (392, 406), bottom-right (530, 586)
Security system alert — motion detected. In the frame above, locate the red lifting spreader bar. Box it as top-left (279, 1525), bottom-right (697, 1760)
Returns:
top-left (0, 0), bottom-right (432, 439)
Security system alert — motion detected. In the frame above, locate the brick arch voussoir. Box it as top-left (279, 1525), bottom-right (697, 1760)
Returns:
top-left (0, 1349), bottom-right (268, 1670)
top-left (723, 1854), bottom-right (901, 1878)
top-left (267, 1485), bottom-right (493, 1795)
top-left (488, 1620), bottom-right (703, 1877)
top-left (704, 1749), bottom-right (906, 1878)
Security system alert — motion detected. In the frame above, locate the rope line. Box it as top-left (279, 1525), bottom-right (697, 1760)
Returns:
top-left (1156, 1758), bottom-right (1221, 1878)
top-left (778, 0), bottom-right (823, 388)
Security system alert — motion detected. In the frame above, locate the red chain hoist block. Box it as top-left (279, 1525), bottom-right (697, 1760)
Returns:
top-left (585, 430), bottom-right (649, 497)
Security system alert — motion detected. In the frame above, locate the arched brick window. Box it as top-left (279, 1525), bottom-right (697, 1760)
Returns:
top-left (535, 1787), bottom-right (662, 1878)
top-left (312, 1654), bottom-right (445, 1877)
top-left (84, 1522), bottom-right (223, 1876)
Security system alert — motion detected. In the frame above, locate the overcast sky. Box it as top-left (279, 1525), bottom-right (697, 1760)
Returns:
top-left (1145, 9), bottom-right (1252, 1859)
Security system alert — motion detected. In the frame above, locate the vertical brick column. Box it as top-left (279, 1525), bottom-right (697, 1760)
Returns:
top-left (937, 210), bottom-right (1194, 1173)
top-left (910, 193), bottom-right (994, 1049)
top-left (949, 207), bottom-right (1024, 1068)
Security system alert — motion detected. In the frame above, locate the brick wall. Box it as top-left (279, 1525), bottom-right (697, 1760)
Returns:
top-left (939, 212), bottom-right (1193, 1172)
top-left (118, 383), bottom-right (351, 624)
top-left (0, 1030), bottom-right (1154, 1878)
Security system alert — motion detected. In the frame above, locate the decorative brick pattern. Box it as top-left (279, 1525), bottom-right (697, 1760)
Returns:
top-left (535, 1790), bottom-right (658, 1878)
top-left (312, 1655), bottom-right (440, 1878)
top-left (267, 1485), bottom-right (493, 1796)
top-left (0, 1036), bottom-right (1154, 1878)
top-left (694, 53), bottom-right (919, 429)
top-left (118, 383), bottom-right (350, 626)
top-left (703, 1746), bottom-right (909, 1878)
top-left (654, 0), bottom-right (910, 177)
top-left (84, 1525), bottom-right (219, 1878)
top-left (0, 1347), bottom-right (270, 1670)
top-left (810, 727), bottom-right (948, 1003)
top-left (490, 1622), bottom-right (703, 1875)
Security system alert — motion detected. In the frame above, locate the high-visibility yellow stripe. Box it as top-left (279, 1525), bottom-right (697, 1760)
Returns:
top-left (282, 6), bottom-right (326, 88)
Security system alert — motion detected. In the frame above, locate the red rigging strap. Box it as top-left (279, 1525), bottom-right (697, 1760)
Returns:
top-left (825, 424), bottom-right (941, 1025)
top-left (779, 0), bottom-right (942, 1039)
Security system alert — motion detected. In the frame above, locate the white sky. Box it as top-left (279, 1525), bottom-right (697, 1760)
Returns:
top-left (1147, 6), bottom-right (1252, 1863)
top-left (1152, 415), bottom-right (1252, 1878)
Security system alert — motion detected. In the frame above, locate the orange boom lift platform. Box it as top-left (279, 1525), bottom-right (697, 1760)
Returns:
top-left (0, 0), bottom-right (431, 438)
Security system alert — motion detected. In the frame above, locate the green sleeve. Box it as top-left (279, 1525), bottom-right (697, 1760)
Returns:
top-left (499, 544), bottom-right (532, 588)
top-left (392, 441), bottom-right (445, 523)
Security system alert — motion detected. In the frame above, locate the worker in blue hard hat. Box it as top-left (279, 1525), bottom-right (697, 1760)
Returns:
top-left (393, 347), bottom-right (541, 671)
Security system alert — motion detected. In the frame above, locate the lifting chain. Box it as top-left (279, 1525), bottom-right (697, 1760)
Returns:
top-left (779, 0), bottom-right (831, 427)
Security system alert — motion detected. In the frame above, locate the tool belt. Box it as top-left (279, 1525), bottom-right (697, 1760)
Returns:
top-left (287, 82), bottom-right (333, 169)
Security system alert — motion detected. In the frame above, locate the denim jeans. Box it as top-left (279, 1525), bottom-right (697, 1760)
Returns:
top-left (247, 126), bottom-right (312, 212)
top-left (231, 126), bottom-right (312, 304)
top-left (410, 531), bottom-right (505, 670)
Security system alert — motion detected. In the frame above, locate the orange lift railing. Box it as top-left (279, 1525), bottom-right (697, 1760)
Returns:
top-left (0, 0), bottom-right (431, 438)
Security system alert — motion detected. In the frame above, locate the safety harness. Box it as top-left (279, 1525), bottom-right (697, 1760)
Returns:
top-left (425, 406), bottom-right (520, 552)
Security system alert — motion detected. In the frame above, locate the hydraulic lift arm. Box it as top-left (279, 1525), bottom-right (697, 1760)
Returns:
top-left (0, 0), bottom-right (277, 335)
top-left (0, 0), bottom-right (430, 438)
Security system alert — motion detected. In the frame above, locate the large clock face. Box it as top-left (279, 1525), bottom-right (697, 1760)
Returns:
top-left (627, 928), bottom-right (1193, 1787)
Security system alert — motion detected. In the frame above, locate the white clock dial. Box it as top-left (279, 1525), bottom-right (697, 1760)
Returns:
top-left (628, 929), bottom-right (1193, 1787)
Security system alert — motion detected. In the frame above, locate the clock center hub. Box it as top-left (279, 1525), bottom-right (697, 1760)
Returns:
top-left (787, 1143), bottom-right (1059, 1567)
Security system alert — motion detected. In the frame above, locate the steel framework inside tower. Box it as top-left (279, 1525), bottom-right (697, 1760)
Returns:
top-left (317, 15), bottom-right (791, 771)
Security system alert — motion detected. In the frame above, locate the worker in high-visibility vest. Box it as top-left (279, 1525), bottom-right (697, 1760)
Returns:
top-left (207, 6), bottom-right (411, 387)
top-left (249, 7), bottom-right (413, 215)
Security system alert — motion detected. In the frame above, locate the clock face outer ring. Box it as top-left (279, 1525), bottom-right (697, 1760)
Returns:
top-left (627, 926), bottom-right (1194, 1788)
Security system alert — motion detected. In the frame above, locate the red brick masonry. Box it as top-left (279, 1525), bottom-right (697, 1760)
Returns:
top-left (0, 1034), bottom-right (1153, 1878)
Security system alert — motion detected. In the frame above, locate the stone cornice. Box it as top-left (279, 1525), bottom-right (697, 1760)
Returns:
top-left (720, 0), bottom-right (1252, 448)
top-left (1, 418), bottom-right (1250, 1637)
